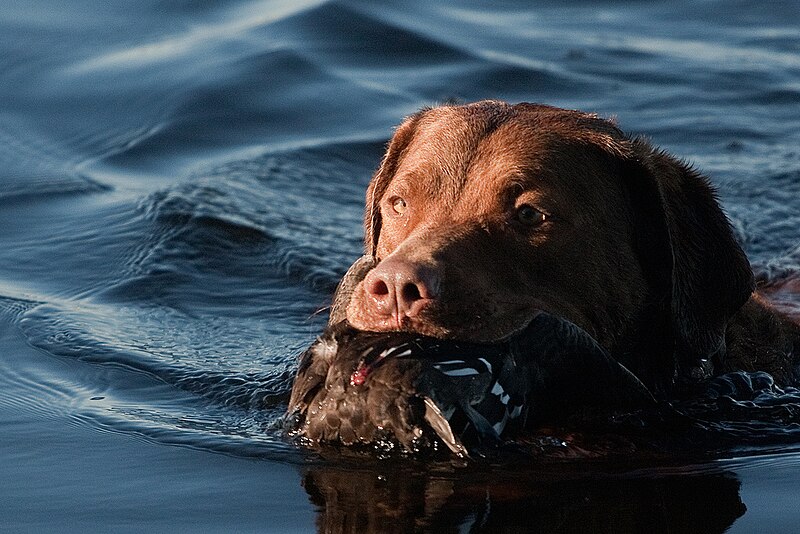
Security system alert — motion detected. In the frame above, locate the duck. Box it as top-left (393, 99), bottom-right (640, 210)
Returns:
top-left (285, 257), bottom-right (656, 456)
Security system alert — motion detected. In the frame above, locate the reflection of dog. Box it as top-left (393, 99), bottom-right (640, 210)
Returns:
top-left (345, 101), bottom-right (800, 393)
top-left (303, 463), bottom-right (745, 534)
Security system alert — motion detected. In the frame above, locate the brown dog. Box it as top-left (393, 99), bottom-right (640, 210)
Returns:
top-left (345, 100), bottom-right (800, 395)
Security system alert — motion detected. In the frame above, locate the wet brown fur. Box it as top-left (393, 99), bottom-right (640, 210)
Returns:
top-left (346, 101), bottom-right (800, 394)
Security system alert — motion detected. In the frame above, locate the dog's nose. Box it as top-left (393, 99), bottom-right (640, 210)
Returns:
top-left (363, 258), bottom-right (440, 320)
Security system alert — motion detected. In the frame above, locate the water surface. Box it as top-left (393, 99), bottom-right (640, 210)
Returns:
top-left (2, 0), bottom-right (799, 532)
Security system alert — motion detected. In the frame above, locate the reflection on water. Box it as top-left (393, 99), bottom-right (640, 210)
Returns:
top-left (303, 461), bottom-right (745, 533)
top-left (1, 0), bottom-right (799, 530)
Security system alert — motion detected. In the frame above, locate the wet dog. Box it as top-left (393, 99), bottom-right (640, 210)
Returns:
top-left (287, 101), bottom-right (800, 453)
top-left (344, 100), bottom-right (800, 394)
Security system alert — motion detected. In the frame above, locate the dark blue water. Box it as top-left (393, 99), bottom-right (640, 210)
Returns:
top-left (2, 1), bottom-right (800, 532)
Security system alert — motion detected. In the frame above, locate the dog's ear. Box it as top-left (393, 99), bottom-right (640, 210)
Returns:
top-left (364, 112), bottom-right (425, 257)
top-left (625, 139), bottom-right (754, 367)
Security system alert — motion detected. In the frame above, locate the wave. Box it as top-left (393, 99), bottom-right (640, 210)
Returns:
top-left (13, 298), bottom-right (305, 454)
top-left (125, 148), bottom-right (367, 300)
top-left (270, 1), bottom-right (471, 67)
top-left (722, 170), bottom-right (800, 261)
top-left (99, 45), bottom-right (405, 171)
top-left (0, 118), bottom-right (111, 202)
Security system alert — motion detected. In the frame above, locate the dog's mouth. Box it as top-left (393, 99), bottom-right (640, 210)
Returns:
top-left (287, 309), bottom-right (655, 457)
top-left (347, 308), bottom-right (544, 383)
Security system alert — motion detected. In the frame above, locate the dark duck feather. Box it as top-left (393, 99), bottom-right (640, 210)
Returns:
top-left (285, 256), bottom-right (656, 456)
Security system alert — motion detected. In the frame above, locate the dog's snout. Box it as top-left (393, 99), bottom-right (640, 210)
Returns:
top-left (363, 258), bottom-right (440, 320)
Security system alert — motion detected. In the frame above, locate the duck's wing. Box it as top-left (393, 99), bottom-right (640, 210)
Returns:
top-left (413, 349), bottom-right (513, 452)
top-left (510, 313), bottom-right (657, 416)
top-left (415, 315), bottom-right (658, 453)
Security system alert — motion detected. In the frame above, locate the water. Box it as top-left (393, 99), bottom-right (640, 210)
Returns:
top-left (1, 0), bottom-right (799, 531)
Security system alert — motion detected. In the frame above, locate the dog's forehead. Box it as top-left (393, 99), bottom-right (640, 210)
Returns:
top-left (398, 107), bottom-right (505, 182)
top-left (394, 106), bottom-right (624, 209)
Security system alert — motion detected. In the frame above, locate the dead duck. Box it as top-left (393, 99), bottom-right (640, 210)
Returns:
top-left (285, 257), bottom-right (656, 456)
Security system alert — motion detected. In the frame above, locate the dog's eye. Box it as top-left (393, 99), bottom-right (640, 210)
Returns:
top-left (516, 205), bottom-right (545, 226)
top-left (390, 197), bottom-right (407, 215)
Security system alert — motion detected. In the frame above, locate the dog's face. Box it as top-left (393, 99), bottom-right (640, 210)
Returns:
top-left (346, 101), bottom-right (754, 380)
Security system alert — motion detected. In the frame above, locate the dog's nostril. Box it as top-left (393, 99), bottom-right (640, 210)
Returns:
top-left (368, 278), bottom-right (390, 297)
top-left (400, 282), bottom-right (422, 303)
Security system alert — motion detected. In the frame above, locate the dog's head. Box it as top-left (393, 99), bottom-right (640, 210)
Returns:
top-left (346, 101), bottom-right (753, 386)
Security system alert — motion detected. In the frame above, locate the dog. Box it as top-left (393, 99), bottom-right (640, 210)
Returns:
top-left (344, 100), bottom-right (800, 396)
